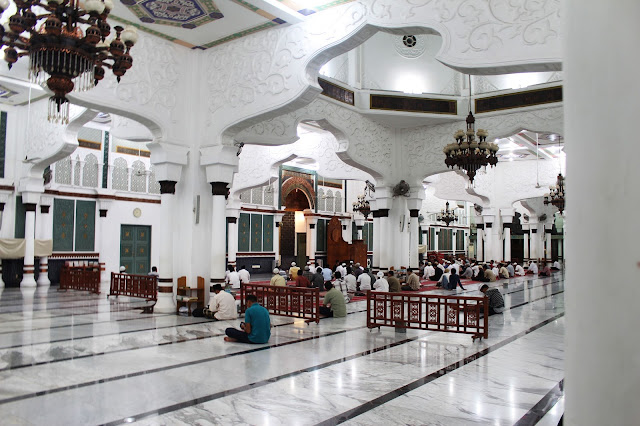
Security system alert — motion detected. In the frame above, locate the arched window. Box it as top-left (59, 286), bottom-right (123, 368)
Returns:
top-left (82, 153), bottom-right (99, 188)
top-left (317, 188), bottom-right (325, 211)
top-left (325, 190), bottom-right (334, 212)
top-left (334, 191), bottom-right (343, 213)
top-left (148, 167), bottom-right (161, 194)
top-left (251, 187), bottom-right (263, 205)
top-left (130, 160), bottom-right (147, 193)
top-left (112, 157), bottom-right (129, 191)
top-left (54, 156), bottom-right (72, 185)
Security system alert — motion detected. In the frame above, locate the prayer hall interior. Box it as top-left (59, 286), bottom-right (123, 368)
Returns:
top-left (0, 1), bottom-right (637, 425)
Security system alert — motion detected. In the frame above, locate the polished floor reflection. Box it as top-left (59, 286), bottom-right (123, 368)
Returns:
top-left (0, 274), bottom-right (565, 425)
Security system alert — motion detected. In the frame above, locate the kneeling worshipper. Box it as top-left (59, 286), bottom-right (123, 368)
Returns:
top-left (480, 284), bottom-right (505, 316)
top-left (224, 294), bottom-right (271, 343)
top-left (193, 284), bottom-right (237, 320)
top-left (270, 268), bottom-right (286, 286)
top-left (499, 263), bottom-right (510, 279)
top-left (527, 261), bottom-right (539, 275)
top-left (552, 260), bottom-right (561, 270)
top-left (373, 271), bottom-right (389, 292)
top-left (423, 262), bottom-right (435, 280)
top-left (319, 282), bottom-right (347, 318)
top-left (539, 262), bottom-right (552, 277)
top-left (401, 268), bottom-right (421, 291)
top-left (514, 262), bottom-right (525, 276)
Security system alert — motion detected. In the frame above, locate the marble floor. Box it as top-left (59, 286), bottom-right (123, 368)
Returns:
top-left (0, 274), bottom-right (565, 425)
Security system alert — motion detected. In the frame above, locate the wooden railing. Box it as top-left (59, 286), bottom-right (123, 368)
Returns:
top-left (59, 265), bottom-right (101, 294)
top-left (109, 273), bottom-right (158, 312)
top-left (366, 291), bottom-right (488, 341)
top-left (240, 283), bottom-right (320, 323)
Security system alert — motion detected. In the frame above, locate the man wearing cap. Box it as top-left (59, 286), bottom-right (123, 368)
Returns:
top-left (302, 265), bottom-right (315, 283)
top-left (514, 262), bottom-right (525, 276)
top-left (311, 267), bottom-right (325, 289)
top-left (423, 262), bottom-right (435, 280)
top-left (373, 271), bottom-right (389, 292)
top-left (270, 268), bottom-right (286, 286)
top-left (193, 283), bottom-right (237, 320)
top-left (356, 268), bottom-right (372, 291)
top-left (336, 262), bottom-right (347, 279)
top-left (288, 262), bottom-right (300, 281)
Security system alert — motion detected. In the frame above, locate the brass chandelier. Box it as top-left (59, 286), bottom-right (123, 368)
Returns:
top-left (0, 0), bottom-right (138, 124)
top-left (443, 75), bottom-right (498, 183)
top-left (544, 173), bottom-right (565, 214)
top-left (436, 201), bottom-right (457, 226)
top-left (352, 195), bottom-right (370, 219)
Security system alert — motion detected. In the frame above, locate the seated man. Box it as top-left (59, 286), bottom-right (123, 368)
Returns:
top-left (552, 260), bottom-right (561, 270)
top-left (332, 271), bottom-right (350, 303)
top-left (288, 262), bottom-right (300, 280)
top-left (319, 282), bottom-right (347, 318)
top-left (321, 265), bottom-right (333, 282)
top-left (479, 266), bottom-right (497, 282)
top-left (193, 283), bottom-right (237, 320)
top-left (373, 271), bottom-right (389, 292)
top-left (499, 263), bottom-right (510, 279)
top-left (270, 268), bottom-right (286, 286)
top-left (310, 267), bottom-right (325, 289)
top-left (447, 269), bottom-right (466, 291)
top-left (225, 265), bottom-right (241, 289)
top-left (527, 261), bottom-right (538, 275)
top-left (461, 264), bottom-right (474, 279)
top-left (295, 271), bottom-right (311, 287)
top-left (224, 294), bottom-right (271, 343)
top-left (480, 284), bottom-right (505, 315)
top-left (238, 265), bottom-right (251, 284)
top-left (302, 265), bottom-right (315, 283)
top-left (401, 268), bottom-right (421, 291)
top-left (387, 271), bottom-right (401, 293)
top-left (471, 263), bottom-right (480, 279)
top-left (357, 269), bottom-right (372, 291)
top-left (514, 262), bottom-right (525, 276)
top-left (539, 262), bottom-right (552, 277)
top-left (437, 268), bottom-right (450, 289)
top-left (423, 262), bottom-right (435, 280)
top-left (344, 268), bottom-right (358, 292)
top-left (507, 262), bottom-right (515, 277)
top-left (430, 263), bottom-right (444, 282)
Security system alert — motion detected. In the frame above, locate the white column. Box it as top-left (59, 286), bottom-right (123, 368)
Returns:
top-left (154, 181), bottom-right (177, 313)
top-left (97, 198), bottom-right (113, 284)
top-left (483, 223), bottom-right (493, 261)
top-left (451, 229), bottom-right (457, 254)
top-left (523, 224), bottom-right (530, 261)
top-left (544, 224), bottom-right (553, 262)
top-left (372, 216), bottom-right (380, 271)
top-left (354, 217), bottom-right (365, 240)
top-left (433, 227), bottom-right (439, 252)
top-left (408, 213), bottom-right (419, 269)
top-left (565, 1), bottom-right (640, 423)
top-left (529, 227), bottom-right (538, 261)
top-left (503, 226), bottom-right (511, 262)
top-left (0, 199), bottom-right (6, 287)
top-left (226, 208), bottom-right (240, 269)
top-left (306, 215), bottom-right (318, 267)
top-left (274, 212), bottom-right (284, 268)
top-left (210, 182), bottom-right (229, 287)
top-left (476, 226), bottom-right (484, 261)
top-left (21, 201), bottom-right (37, 288)
top-left (36, 198), bottom-right (53, 286)
top-left (377, 211), bottom-right (390, 271)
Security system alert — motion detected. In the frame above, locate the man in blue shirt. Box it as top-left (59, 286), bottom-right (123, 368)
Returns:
top-left (224, 294), bottom-right (271, 344)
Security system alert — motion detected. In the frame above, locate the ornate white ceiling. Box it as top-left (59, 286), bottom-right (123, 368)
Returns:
top-left (109, 0), bottom-right (355, 49)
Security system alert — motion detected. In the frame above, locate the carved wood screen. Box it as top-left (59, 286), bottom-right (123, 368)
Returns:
top-left (326, 217), bottom-right (367, 268)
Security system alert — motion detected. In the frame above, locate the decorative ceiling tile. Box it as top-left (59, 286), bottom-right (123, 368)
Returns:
top-left (120, 0), bottom-right (223, 28)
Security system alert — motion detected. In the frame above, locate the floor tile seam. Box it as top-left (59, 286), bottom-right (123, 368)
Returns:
top-left (0, 302), bottom-right (152, 316)
top-left (0, 298), bottom-right (126, 312)
top-left (0, 308), bottom-right (369, 365)
top-left (0, 316), bottom-right (219, 350)
top-left (0, 321), bottom-right (376, 404)
top-left (513, 379), bottom-right (564, 426)
top-left (0, 317), bottom-right (307, 372)
top-left (0, 312), bottom-right (178, 335)
top-left (314, 311), bottom-right (566, 426)
top-left (103, 305), bottom-right (566, 425)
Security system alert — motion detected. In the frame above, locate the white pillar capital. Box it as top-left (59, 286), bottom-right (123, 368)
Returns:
top-left (147, 141), bottom-right (189, 182)
top-left (201, 145), bottom-right (239, 184)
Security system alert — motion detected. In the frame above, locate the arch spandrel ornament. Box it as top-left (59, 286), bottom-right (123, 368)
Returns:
top-left (206, 0), bottom-right (561, 146)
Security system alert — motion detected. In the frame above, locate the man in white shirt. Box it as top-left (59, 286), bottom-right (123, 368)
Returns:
top-left (514, 262), bottom-right (525, 276)
top-left (357, 271), bottom-right (372, 291)
top-left (238, 265), bottom-right (251, 284)
top-left (194, 284), bottom-right (237, 320)
top-left (225, 265), bottom-right (241, 289)
top-left (471, 263), bottom-right (480, 278)
top-left (373, 271), bottom-right (389, 292)
top-left (491, 265), bottom-right (499, 277)
top-left (527, 261), bottom-right (538, 275)
top-left (423, 263), bottom-right (435, 280)
top-left (344, 270), bottom-right (358, 292)
top-left (552, 260), bottom-right (561, 270)
top-left (336, 262), bottom-right (347, 278)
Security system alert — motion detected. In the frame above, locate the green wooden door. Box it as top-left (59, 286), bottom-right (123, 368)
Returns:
top-left (120, 225), bottom-right (151, 275)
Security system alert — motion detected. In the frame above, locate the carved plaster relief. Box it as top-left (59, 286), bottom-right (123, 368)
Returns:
top-left (206, 0), bottom-right (561, 146)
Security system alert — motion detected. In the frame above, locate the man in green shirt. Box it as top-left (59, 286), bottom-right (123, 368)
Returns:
top-left (319, 282), bottom-right (347, 318)
top-left (387, 271), bottom-right (401, 292)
